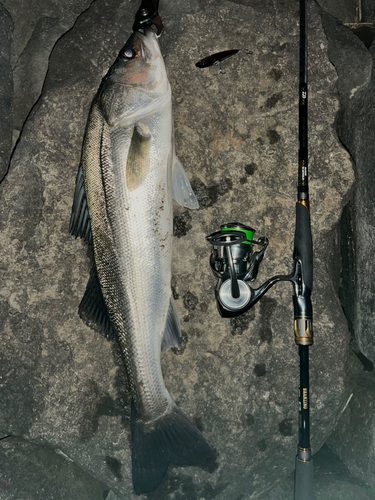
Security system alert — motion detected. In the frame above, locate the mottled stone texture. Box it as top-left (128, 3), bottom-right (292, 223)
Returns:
top-left (0, 0), bottom-right (354, 498)
top-left (361, 1), bottom-right (375, 22)
top-left (12, 17), bottom-right (63, 131)
top-left (0, 4), bottom-right (13, 181)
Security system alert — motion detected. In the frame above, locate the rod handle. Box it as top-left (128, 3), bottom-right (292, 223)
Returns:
top-left (294, 202), bottom-right (313, 291)
top-left (294, 456), bottom-right (315, 500)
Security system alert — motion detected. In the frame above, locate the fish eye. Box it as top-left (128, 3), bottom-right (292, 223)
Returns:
top-left (123, 48), bottom-right (136, 59)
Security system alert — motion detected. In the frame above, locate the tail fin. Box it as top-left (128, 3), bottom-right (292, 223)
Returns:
top-left (131, 402), bottom-right (214, 495)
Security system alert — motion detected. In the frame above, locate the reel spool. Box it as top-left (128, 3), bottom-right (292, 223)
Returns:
top-left (206, 223), bottom-right (269, 317)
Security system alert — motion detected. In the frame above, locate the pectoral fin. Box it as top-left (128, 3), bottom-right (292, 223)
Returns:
top-left (126, 126), bottom-right (151, 191)
top-left (172, 156), bottom-right (199, 209)
top-left (172, 157), bottom-right (199, 209)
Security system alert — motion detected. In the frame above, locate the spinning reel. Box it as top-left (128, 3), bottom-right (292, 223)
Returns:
top-left (206, 222), bottom-right (299, 319)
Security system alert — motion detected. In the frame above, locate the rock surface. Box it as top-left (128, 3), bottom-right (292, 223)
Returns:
top-left (0, 435), bottom-right (115, 500)
top-left (322, 12), bottom-right (375, 364)
top-left (0, 0), bottom-right (354, 498)
top-left (316, 0), bottom-right (357, 24)
top-left (1, 0), bottom-right (92, 65)
top-left (0, 4), bottom-right (13, 181)
top-left (2, 0), bottom-right (92, 138)
top-left (12, 16), bottom-right (64, 131)
top-left (327, 353), bottom-right (375, 489)
top-left (264, 442), bottom-right (375, 500)
top-left (361, 1), bottom-right (375, 22)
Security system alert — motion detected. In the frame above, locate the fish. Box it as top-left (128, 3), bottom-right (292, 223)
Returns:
top-left (70, 27), bottom-right (213, 494)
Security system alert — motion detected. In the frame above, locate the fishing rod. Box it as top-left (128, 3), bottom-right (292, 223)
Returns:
top-left (133, 0), bottom-right (163, 34)
top-left (206, 0), bottom-right (315, 498)
top-left (293, 1), bottom-right (314, 498)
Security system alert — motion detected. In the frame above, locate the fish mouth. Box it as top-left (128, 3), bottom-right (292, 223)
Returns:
top-left (125, 28), bottom-right (160, 64)
top-left (116, 28), bottom-right (164, 90)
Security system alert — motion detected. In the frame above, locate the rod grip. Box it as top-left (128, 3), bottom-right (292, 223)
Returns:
top-left (294, 202), bottom-right (313, 291)
top-left (294, 202), bottom-right (313, 345)
top-left (294, 457), bottom-right (315, 500)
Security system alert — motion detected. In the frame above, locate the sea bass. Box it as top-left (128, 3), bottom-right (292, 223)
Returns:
top-left (70, 28), bottom-right (213, 494)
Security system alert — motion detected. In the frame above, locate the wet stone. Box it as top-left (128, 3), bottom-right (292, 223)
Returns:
top-left (254, 363), bottom-right (267, 377)
top-left (278, 419), bottom-right (294, 437)
top-left (183, 291), bottom-right (199, 311)
top-left (173, 210), bottom-right (192, 238)
top-left (245, 163), bottom-right (257, 175)
top-left (265, 92), bottom-right (283, 109)
top-left (267, 129), bottom-right (281, 144)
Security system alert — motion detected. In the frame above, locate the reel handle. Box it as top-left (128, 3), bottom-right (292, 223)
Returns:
top-left (226, 245), bottom-right (240, 299)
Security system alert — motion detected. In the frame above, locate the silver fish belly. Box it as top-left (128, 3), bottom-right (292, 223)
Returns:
top-left (70, 28), bottom-right (212, 495)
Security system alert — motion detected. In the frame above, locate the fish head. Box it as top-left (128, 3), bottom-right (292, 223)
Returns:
top-left (118, 29), bottom-right (166, 90)
top-left (98, 28), bottom-right (169, 127)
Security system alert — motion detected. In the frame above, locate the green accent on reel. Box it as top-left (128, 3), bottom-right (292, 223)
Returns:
top-left (221, 226), bottom-right (254, 245)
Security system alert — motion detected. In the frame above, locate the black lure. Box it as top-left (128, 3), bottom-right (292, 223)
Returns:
top-left (195, 49), bottom-right (240, 68)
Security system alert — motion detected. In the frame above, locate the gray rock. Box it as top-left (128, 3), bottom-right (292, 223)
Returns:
top-left (0, 435), bottom-right (114, 500)
top-left (322, 13), bottom-right (375, 363)
top-left (321, 13), bottom-right (372, 104)
top-left (12, 17), bottom-right (62, 131)
top-left (0, 0), bottom-right (353, 498)
top-left (1, 0), bottom-right (92, 66)
top-left (3, 0), bottom-right (92, 143)
top-left (0, 4), bottom-right (13, 181)
top-left (315, 0), bottom-right (358, 24)
top-left (361, 1), bottom-right (375, 22)
top-left (263, 443), bottom-right (375, 500)
top-left (327, 353), bottom-right (375, 488)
